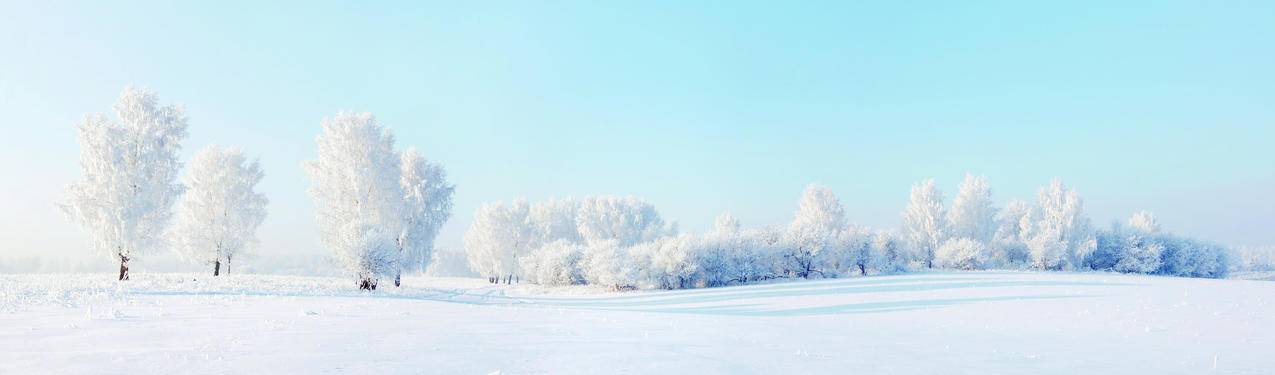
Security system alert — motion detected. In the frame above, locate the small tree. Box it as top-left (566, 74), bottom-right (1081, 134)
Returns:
top-left (786, 184), bottom-right (846, 278)
top-left (59, 87), bottom-right (188, 280)
top-left (304, 112), bottom-right (404, 290)
top-left (172, 146), bottom-right (268, 276)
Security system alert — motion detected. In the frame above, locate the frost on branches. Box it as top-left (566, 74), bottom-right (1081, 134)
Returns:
top-left (786, 184), bottom-right (846, 278)
top-left (902, 179), bottom-right (947, 269)
top-left (398, 148), bottom-right (455, 277)
top-left (172, 146), bottom-right (268, 276)
top-left (59, 87), bottom-right (188, 280)
top-left (468, 176), bottom-right (1234, 292)
top-left (464, 199), bottom-right (532, 284)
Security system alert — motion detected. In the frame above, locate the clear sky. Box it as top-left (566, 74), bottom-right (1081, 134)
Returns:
top-left (2, 1), bottom-right (1273, 265)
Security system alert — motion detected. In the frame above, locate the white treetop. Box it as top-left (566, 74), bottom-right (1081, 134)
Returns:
top-left (1127, 210), bottom-right (1160, 234)
top-left (398, 147), bottom-right (455, 273)
top-left (789, 184), bottom-right (846, 240)
top-left (172, 145), bottom-right (268, 275)
top-left (947, 173), bottom-right (998, 244)
top-left (787, 184), bottom-right (847, 277)
top-left (59, 87), bottom-right (188, 280)
top-left (1028, 178), bottom-right (1094, 270)
top-left (576, 196), bottom-right (672, 247)
top-left (528, 197), bottom-right (583, 248)
top-left (902, 179), bottom-right (947, 268)
top-left (712, 212), bottom-right (741, 236)
top-left (304, 112), bottom-right (404, 288)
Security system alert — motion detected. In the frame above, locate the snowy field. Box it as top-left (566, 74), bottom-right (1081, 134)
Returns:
top-left (2, 272), bottom-right (1273, 374)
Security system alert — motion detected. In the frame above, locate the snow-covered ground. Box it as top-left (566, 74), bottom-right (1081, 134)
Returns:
top-left (2, 272), bottom-right (1272, 374)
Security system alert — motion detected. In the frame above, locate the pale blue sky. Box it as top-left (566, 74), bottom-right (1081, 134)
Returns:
top-left (2, 1), bottom-right (1273, 262)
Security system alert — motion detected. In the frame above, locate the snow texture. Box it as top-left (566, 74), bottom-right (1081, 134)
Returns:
top-left (2, 272), bottom-right (1272, 374)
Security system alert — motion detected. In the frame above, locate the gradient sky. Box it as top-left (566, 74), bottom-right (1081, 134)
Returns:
top-left (2, 1), bottom-right (1273, 264)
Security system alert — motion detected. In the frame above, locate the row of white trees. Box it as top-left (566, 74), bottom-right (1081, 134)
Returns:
top-left (466, 175), bottom-right (1232, 290)
top-left (61, 88), bottom-right (269, 280)
top-left (62, 88), bottom-right (456, 288)
top-left (304, 112), bottom-right (455, 289)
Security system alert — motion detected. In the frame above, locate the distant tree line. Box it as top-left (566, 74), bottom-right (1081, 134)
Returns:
top-left (467, 175), bottom-right (1236, 291)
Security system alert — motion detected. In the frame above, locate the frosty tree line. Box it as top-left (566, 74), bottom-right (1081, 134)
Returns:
top-left (60, 87), bottom-right (1251, 290)
top-left (466, 176), bottom-right (1232, 290)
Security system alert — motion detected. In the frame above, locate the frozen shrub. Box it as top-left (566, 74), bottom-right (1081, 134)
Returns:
top-left (935, 237), bottom-right (989, 270)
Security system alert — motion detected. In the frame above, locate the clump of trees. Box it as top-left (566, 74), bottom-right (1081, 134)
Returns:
top-left (305, 112), bottom-right (454, 290)
top-left (468, 175), bottom-right (1235, 291)
top-left (62, 87), bottom-right (271, 280)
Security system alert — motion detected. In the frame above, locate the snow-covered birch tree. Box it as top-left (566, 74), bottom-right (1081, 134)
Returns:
top-left (902, 179), bottom-right (947, 268)
top-left (396, 147), bottom-right (455, 282)
top-left (304, 112), bottom-right (404, 290)
top-left (59, 87), bottom-right (188, 280)
top-left (172, 146), bottom-right (268, 276)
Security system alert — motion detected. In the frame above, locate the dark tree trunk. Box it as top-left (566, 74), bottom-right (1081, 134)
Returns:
top-left (118, 256), bottom-right (130, 281)
top-left (214, 260), bottom-right (221, 276)
top-left (394, 272), bottom-right (401, 287)
top-left (859, 264), bottom-right (867, 276)
top-left (359, 278), bottom-right (378, 290)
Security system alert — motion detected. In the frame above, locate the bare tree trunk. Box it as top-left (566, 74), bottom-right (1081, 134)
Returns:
top-left (359, 278), bottom-right (377, 290)
top-left (118, 256), bottom-right (130, 281)
top-left (394, 272), bottom-right (401, 287)
top-left (859, 264), bottom-right (866, 276)
top-left (214, 260), bottom-right (221, 276)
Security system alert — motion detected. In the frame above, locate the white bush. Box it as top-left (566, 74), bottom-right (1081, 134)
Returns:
top-left (935, 237), bottom-right (989, 270)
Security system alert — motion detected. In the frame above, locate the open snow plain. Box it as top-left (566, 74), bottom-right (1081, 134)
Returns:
top-left (2, 272), bottom-right (1272, 374)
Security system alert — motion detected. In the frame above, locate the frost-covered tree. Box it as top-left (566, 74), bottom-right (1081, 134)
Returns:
top-left (1127, 211), bottom-right (1160, 234)
top-left (947, 174), bottom-right (997, 244)
top-left (576, 196), bottom-right (672, 247)
top-left (528, 198), bottom-right (582, 248)
top-left (580, 239), bottom-right (634, 289)
top-left (713, 212), bottom-right (741, 236)
top-left (869, 230), bottom-right (907, 274)
top-left (172, 146), bottom-right (268, 276)
top-left (59, 87), bottom-right (188, 280)
top-left (636, 235), bottom-right (700, 289)
top-left (786, 184), bottom-right (846, 278)
top-left (902, 179), bottom-right (947, 268)
top-left (826, 225), bottom-right (873, 276)
top-left (935, 237), bottom-right (989, 270)
top-left (464, 199), bottom-right (532, 283)
top-left (1027, 178), bottom-right (1094, 270)
top-left (990, 199), bottom-right (1033, 267)
top-left (520, 239), bottom-right (585, 286)
top-left (304, 112), bottom-right (404, 290)
top-left (396, 148), bottom-right (455, 281)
